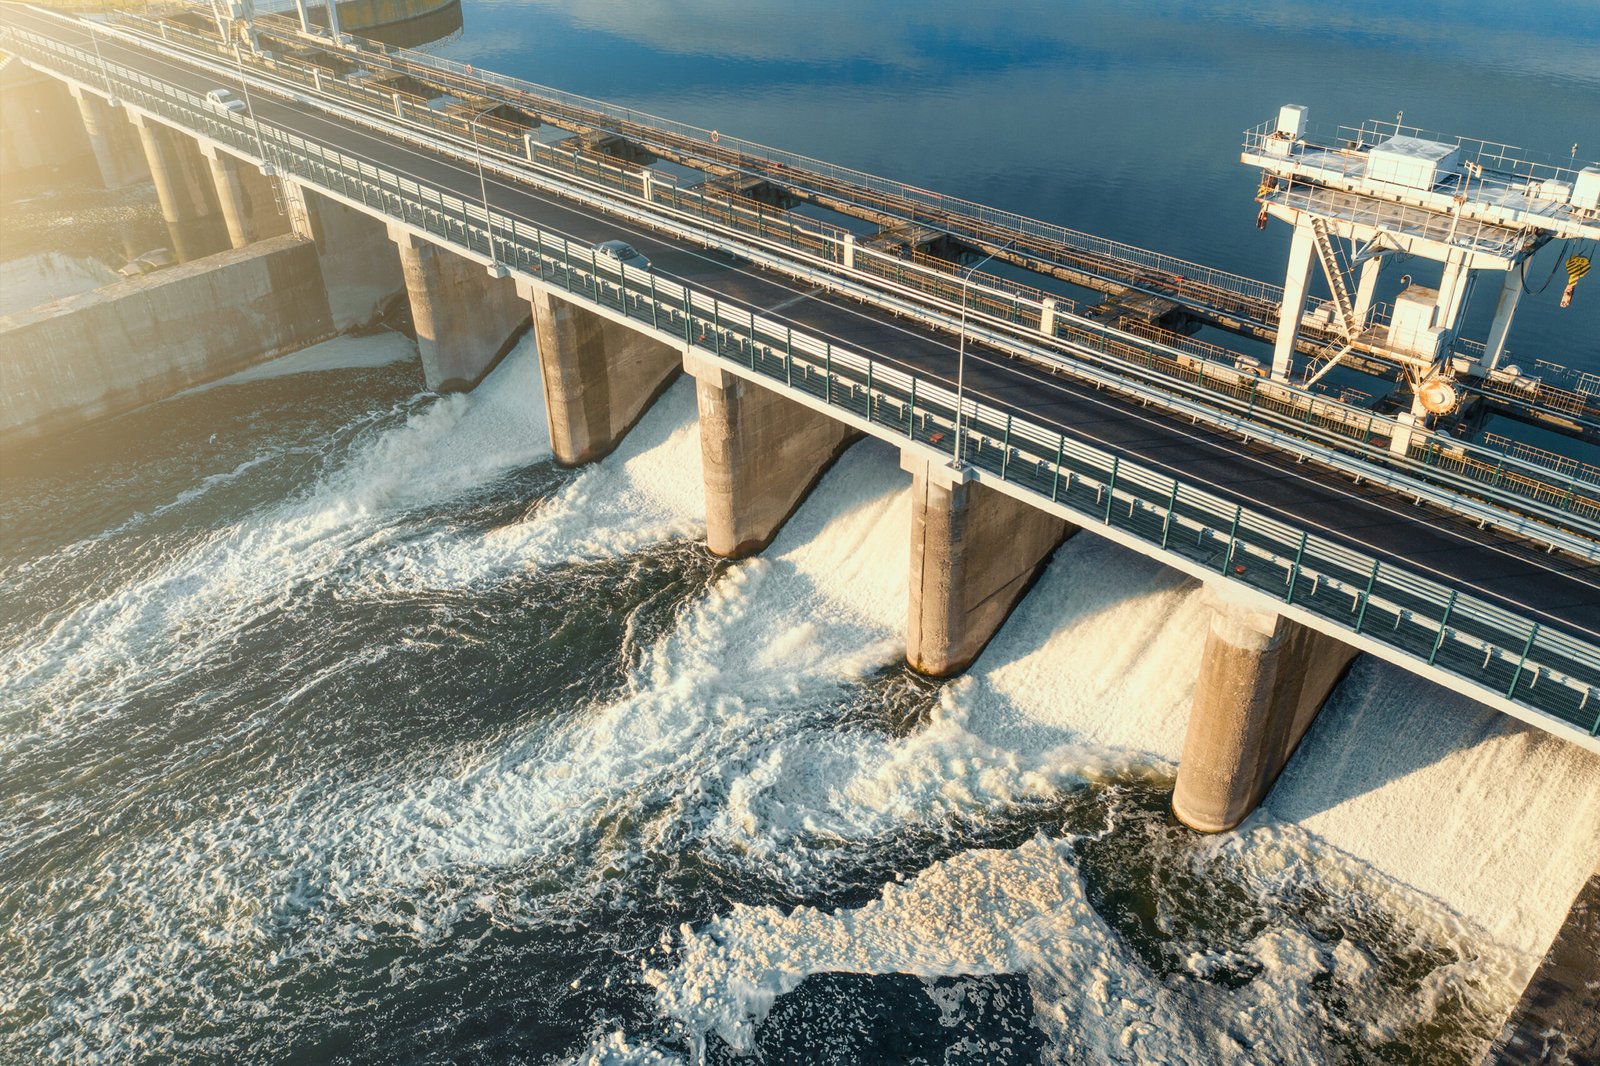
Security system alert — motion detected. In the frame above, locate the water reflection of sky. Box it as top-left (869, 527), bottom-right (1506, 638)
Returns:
top-left (436, 0), bottom-right (1599, 368)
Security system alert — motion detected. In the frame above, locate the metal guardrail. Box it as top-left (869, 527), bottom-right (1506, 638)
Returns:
top-left (70, 8), bottom-right (1600, 537)
top-left (1245, 115), bottom-right (1597, 199)
top-left (6, 18), bottom-right (1597, 741)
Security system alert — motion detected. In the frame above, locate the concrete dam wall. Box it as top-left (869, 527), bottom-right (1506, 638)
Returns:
top-left (0, 235), bottom-right (336, 447)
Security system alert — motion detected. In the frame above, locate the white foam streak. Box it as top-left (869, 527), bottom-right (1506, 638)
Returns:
top-left (648, 832), bottom-right (1472, 1065)
top-left (174, 332), bottom-right (420, 397)
top-left (0, 337), bottom-right (551, 735)
top-left (1262, 657), bottom-right (1600, 961)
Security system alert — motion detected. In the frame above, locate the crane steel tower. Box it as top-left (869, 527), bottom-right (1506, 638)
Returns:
top-left (1244, 106), bottom-right (1598, 451)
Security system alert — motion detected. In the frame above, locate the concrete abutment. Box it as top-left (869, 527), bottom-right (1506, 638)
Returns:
top-left (524, 285), bottom-right (681, 466)
top-left (904, 455), bottom-right (1076, 677)
top-left (0, 235), bottom-right (336, 447)
top-left (1171, 587), bottom-right (1359, 833)
top-left (686, 351), bottom-right (862, 558)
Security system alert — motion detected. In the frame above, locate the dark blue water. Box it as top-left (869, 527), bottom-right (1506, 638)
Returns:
top-left (441, 0), bottom-right (1600, 374)
top-left (4, 3), bottom-right (1600, 1064)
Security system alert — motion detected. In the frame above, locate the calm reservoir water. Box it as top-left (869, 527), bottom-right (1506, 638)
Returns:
top-left (3, 2), bottom-right (1600, 1064)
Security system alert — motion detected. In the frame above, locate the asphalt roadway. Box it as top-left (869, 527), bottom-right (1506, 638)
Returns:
top-left (9, 5), bottom-right (1600, 645)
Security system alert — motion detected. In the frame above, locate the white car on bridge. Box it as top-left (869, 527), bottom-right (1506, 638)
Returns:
top-left (594, 240), bottom-right (650, 273)
top-left (204, 88), bottom-right (247, 114)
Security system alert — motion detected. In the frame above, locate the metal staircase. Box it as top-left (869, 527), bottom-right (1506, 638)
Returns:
top-left (1310, 216), bottom-right (1359, 338)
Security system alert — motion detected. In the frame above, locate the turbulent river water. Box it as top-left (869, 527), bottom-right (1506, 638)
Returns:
top-left (4, 2), bottom-right (1600, 1064)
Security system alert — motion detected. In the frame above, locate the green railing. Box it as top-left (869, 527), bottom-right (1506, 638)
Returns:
top-left (55, 9), bottom-right (1600, 537)
top-left (9, 21), bottom-right (1598, 738)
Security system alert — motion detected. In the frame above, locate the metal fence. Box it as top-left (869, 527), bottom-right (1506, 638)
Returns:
top-left (8, 20), bottom-right (1598, 738)
top-left (60, 9), bottom-right (1600, 538)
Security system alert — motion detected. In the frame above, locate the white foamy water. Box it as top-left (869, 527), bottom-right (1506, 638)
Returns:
top-left (176, 330), bottom-right (421, 396)
top-left (374, 375), bottom-right (708, 589)
top-left (1261, 657), bottom-right (1600, 960)
top-left (2, 428), bottom-right (915, 1060)
top-left (0, 335), bottom-right (551, 740)
top-left (649, 828), bottom-right (1507, 1064)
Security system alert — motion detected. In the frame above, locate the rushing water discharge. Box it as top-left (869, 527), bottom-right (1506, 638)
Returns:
top-left (4, 2), bottom-right (1600, 1064)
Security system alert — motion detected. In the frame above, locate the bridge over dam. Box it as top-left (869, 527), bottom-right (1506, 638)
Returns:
top-left (3, 2), bottom-right (1598, 836)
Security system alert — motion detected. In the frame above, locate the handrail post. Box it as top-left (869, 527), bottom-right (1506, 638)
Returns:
top-left (1160, 479), bottom-right (1178, 548)
top-left (1428, 590), bottom-right (1458, 664)
top-left (1354, 561), bottom-right (1381, 633)
top-left (1050, 436), bottom-right (1065, 501)
top-left (1103, 458), bottom-right (1119, 522)
top-left (1000, 414), bottom-right (1012, 478)
top-left (1220, 504), bottom-right (1242, 571)
top-left (1286, 530), bottom-right (1308, 603)
top-left (1507, 623), bottom-right (1539, 698)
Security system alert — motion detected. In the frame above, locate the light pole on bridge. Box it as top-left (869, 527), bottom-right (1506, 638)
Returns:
top-left (950, 238), bottom-right (1016, 471)
top-left (469, 104), bottom-right (505, 276)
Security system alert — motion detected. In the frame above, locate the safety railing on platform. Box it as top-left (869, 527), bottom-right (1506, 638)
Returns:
top-left (1245, 115), bottom-right (1594, 196)
top-left (1480, 433), bottom-right (1600, 488)
top-left (8, 20), bottom-right (1598, 739)
top-left (15, 8), bottom-right (1600, 541)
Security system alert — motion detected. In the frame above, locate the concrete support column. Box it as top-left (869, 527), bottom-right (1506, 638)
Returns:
top-left (389, 226), bottom-right (529, 392)
top-left (904, 453), bottom-right (1074, 677)
top-left (70, 87), bottom-right (147, 188)
top-left (1271, 219), bottom-right (1317, 381)
top-left (202, 146), bottom-right (255, 249)
top-left (523, 283), bottom-right (681, 465)
top-left (286, 184), bottom-right (403, 330)
top-left (131, 116), bottom-right (229, 262)
top-left (1172, 587), bottom-right (1359, 832)
top-left (1351, 257), bottom-right (1382, 330)
top-left (1479, 269), bottom-right (1523, 373)
top-left (0, 65), bottom-right (94, 182)
top-left (687, 350), bottom-right (861, 557)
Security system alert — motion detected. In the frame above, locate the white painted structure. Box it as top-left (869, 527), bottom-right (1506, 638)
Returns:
top-left (1243, 108), bottom-right (1600, 444)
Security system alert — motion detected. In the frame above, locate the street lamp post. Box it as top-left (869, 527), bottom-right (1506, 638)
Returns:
top-left (86, 19), bottom-right (112, 99)
top-left (949, 238), bottom-right (1015, 470)
top-left (470, 104), bottom-right (502, 273)
top-left (230, 40), bottom-right (272, 170)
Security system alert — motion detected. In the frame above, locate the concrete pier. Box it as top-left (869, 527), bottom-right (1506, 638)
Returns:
top-left (0, 235), bottom-right (336, 447)
top-left (70, 86), bottom-right (148, 189)
top-left (390, 226), bottom-right (529, 392)
top-left (524, 286), bottom-right (681, 465)
top-left (1172, 588), bottom-right (1359, 832)
top-left (904, 454), bottom-right (1074, 677)
top-left (131, 115), bottom-right (230, 262)
top-left (286, 184), bottom-right (404, 330)
top-left (203, 146), bottom-right (289, 248)
top-left (1483, 861), bottom-right (1600, 1065)
top-left (687, 351), bottom-right (861, 557)
top-left (0, 61), bottom-right (92, 181)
